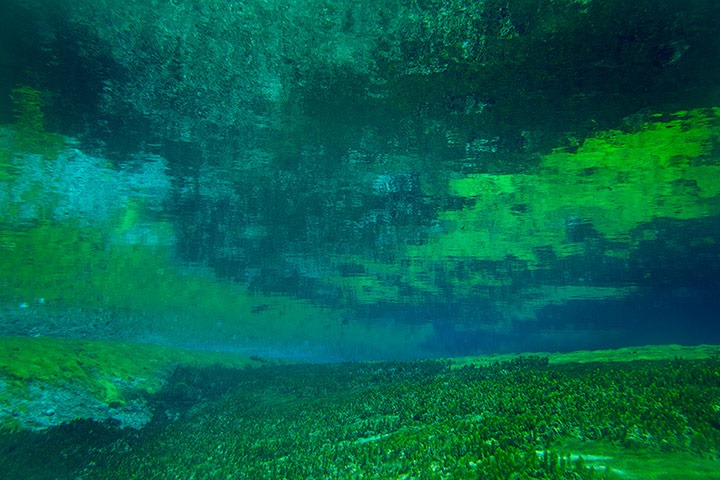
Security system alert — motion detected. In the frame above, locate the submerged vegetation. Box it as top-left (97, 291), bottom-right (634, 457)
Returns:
top-left (0, 340), bottom-right (719, 479)
top-left (112, 357), bottom-right (720, 479)
top-left (0, 1), bottom-right (719, 475)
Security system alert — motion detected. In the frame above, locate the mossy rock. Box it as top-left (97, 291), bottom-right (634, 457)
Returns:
top-left (0, 336), bottom-right (266, 407)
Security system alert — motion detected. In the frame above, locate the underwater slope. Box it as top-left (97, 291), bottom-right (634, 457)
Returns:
top-left (0, 337), bottom-right (719, 479)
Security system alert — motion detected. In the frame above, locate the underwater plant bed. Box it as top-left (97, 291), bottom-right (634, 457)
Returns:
top-left (0, 343), bottom-right (719, 479)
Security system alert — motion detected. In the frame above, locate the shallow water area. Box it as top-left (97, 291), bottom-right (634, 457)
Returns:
top-left (2, 0), bottom-right (720, 476)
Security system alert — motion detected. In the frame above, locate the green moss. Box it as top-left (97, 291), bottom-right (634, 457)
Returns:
top-left (0, 336), bottom-right (264, 405)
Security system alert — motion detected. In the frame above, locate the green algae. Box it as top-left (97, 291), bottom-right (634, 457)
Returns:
top-left (0, 336), bottom-right (263, 408)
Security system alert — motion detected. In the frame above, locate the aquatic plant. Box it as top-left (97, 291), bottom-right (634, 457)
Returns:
top-left (0, 335), bottom-right (266, 430)
top-left (85, 353), bottom-right (720, 479)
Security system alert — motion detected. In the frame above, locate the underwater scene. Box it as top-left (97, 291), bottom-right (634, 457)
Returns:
top-left (1, 0), bottom-right (720, 478)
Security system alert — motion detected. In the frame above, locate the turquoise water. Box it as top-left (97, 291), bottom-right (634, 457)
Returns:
top-left (1, 0), bottom-right (719, 477)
